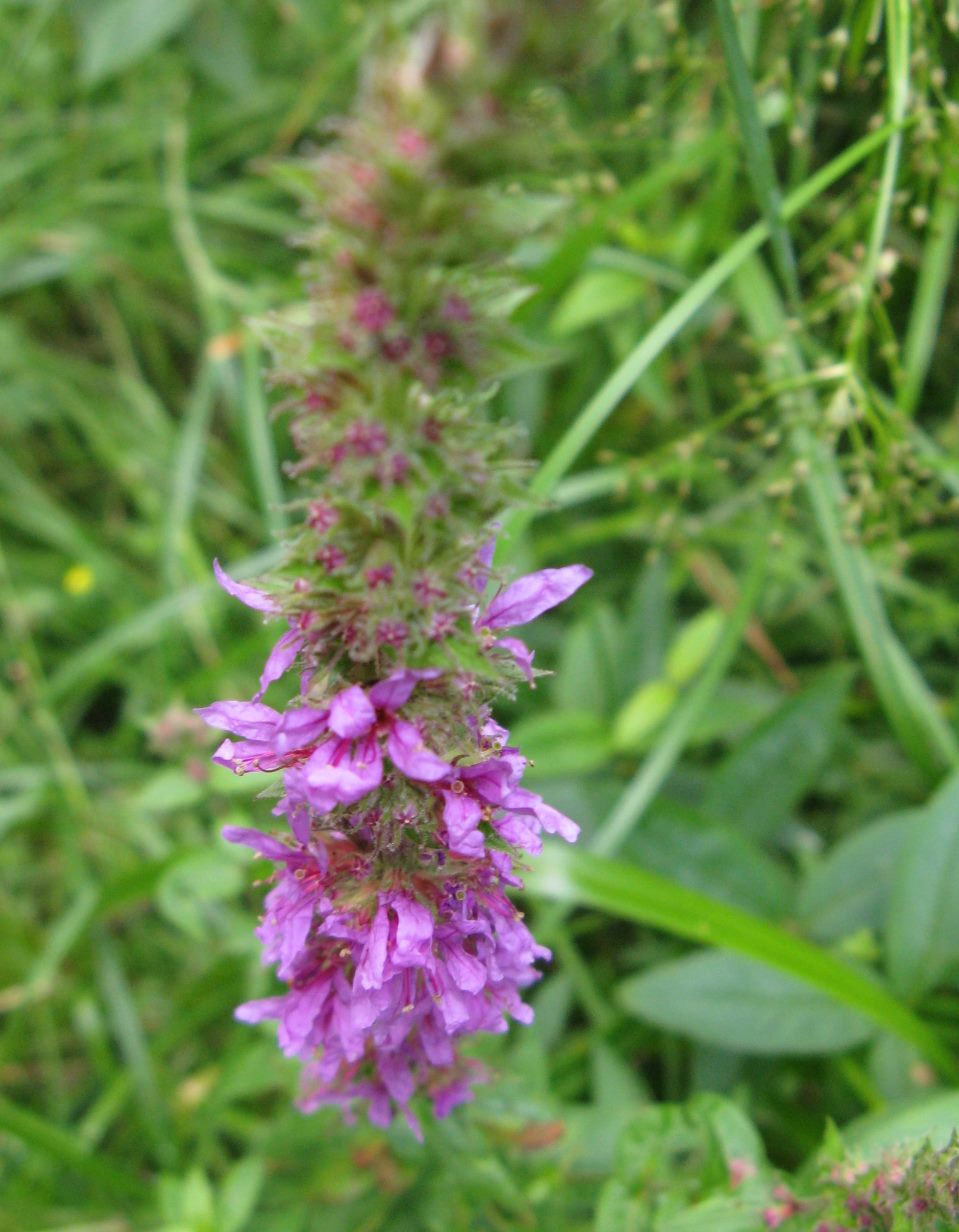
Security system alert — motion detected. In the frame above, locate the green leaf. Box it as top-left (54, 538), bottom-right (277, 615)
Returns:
top-left (509, 710), bottom-right (613, 779)
top-left (554, 603), bottom-right (625, 716)
top-left (77, 0), bottom-right (200, 85)
top-left (886, 769), bottom-right (959, 998)
top-left (655, 1196), bottom-right (770, 1232)
top-left (625, 802), bottom-right (794, 918)
top-left (549, 269), bottom-right (645, 336)
top-left (593, 543), bottom-right (766, 855)
top-left (612, 680), bottom-right (678, 752)
top-left (703, 666), bottom-right (853, 840)
top-left (218, 1157), bottom-right (265, 1232)
top-left (527, 843), bottom-right (957, 1078)
top-left (618, 951), bottom-right (876, 1054)
top-left (156, 850), bottom-right (245, 940)
top-left (135, 768), bottom-right (206, 815)
top-left (844, 1091), bottom-right (959, 1156)
top-left (798, 810), bottom-right (918, 942)
top-left (665, 608), bottom-right (725, 686)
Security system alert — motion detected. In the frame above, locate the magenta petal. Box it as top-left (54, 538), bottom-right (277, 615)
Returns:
top-left (328, 685), bottom-right (376, 738)
top-left (213, 559), bottom-right (281, 613)
top-left (305, 736), bottom-right (383, 809)
top-left (357, 901), bottom-right (390, 989)
top-left (387, 718), bottom-right (451, 782)
top-left (195, 699), bottom-right (279, 738)
top-left (368, 668), bottom-right (441, 712)
top-left (255, 629), bottom-right (303, 700)
top-left (274, 706), bottom-right (330, 753)
top-left (391, 896), bottom-right (433, 965)
top-left (235, 996), bottom-right (284, 1024)
top-left (222, 825), bottom-right (294, 861)
top-left (482, 564), bottom-right (593, 629)
top-left (442, 791), bottom-right (485, 856)
top-left (444, 943), bottom-right (486, 994)
top-left (509, 786), bottom-right (580, 843)
top-left (432, 1079), bottom-right (475, 1119)
top-left (494, 636), bottom-right (535, 680)
top-left (535, 798), bottom-right (580, 843)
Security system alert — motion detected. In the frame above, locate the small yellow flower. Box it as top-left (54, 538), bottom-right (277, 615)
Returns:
top-left (63, 564), bottom-right (95, 596)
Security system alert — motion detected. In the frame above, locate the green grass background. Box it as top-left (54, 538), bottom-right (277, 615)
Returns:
top-left (4, 2), bottom-right (959, 1228)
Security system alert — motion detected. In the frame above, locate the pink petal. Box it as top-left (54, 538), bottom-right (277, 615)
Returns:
top-left (357, 901), bottom-right (390, 989)
top-left (222, 825), bottom-right (294, 861)
top-left (213, 559), bottom-right (280, 613)
top-left (509, 786), bottom-right (580, 843)
top-left (494, 635), bottom-right (535, 680)
top-left (328, 685), bottom-right (376, 738)
top-left (255, 629), bottom-right (303, 700)
top-left (273, 706), bottom-right (330, 753)
top-left (195, 699), bottom-right (279, 738)
top-left (482, 564), bottom-right (593, 629)
top-left (304, 736), bottom-right (383, 809)
top-left (442, 791), bottom-right (485, 856)
top-left (368, 667), bottom-right (441, 712)
top-left (387, 718), bottom-right (451, 782)
top-left (391, 895), bottom-right (433, 965)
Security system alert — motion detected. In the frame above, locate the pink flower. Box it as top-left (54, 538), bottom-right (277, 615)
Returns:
top-left (352, 288), bottom-right (395, 332)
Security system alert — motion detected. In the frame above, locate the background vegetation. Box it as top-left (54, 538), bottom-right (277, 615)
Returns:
top-left (4, 0), bottom-right (959, 1227)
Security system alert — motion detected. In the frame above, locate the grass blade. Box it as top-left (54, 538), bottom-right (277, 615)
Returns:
top-left (0, 1095), bottom-right (143, 1198)
top-left (715, 0), bottom-right (800, 307)
top-left (499, 118), bottom-right (911, 551)
top-left (847, 0), bottom-right (910, 358)
top-left (899, 155), bottom-right (959, 415)
top-left (241, 337), bottom-right (287, 537)
top-left (733, 256), bottom-right (959, 777)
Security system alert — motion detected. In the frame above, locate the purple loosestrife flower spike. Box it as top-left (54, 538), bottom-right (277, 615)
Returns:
top-left (198, 36), bottom-right (591, 1135)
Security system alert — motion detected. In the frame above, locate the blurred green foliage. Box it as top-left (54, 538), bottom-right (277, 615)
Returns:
top-left (4, 1), bottom-right (959, 1228)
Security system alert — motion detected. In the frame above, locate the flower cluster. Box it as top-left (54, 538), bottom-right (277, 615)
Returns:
top-left (198, 33), bottom-right (590, 1136)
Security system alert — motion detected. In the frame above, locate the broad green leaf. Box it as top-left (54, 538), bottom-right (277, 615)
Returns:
top-left (693, 1093), bottom-right (764, 1167)
top-left (703, 666), bottom-right (853, 839)
top-left (623, 556), bottom-right (671, 688)
top-left (683, 679), bottom-right (781, 746)
top-left (613, 680), bottom-right (678, 752)
top-left (595, 1179), bottom-right (642, 1232)
top-left (798, 810), bottom-right (918, 942)
top-left (219, 1157), bottom-right (265, 1232)
top-left (618, 952), bottom-right (876, 1054)
top-left (886, 769), bottom-right (959, 997)
top-left (625, 802), bottom-right (794, 917)
top-left (656, 1195), bottom-right (770, 1232)
top-left (156, 851), bottom-right (244, 940)
top-left (869, 1033), bottom-right (930, 1103)
top-left (549, 269), bottom-right (645, 336)
top-left (510, 710), bottom-right (613, 778)
top-left (135, 768), bottom-right (206, 815)
top-left (665, 608), bottom-right (724, 686)
top-left (591, 1040), bottom-right (649, 1109)
top-left (528, 843), bottom-right (957, 1077)
top-left (78, 0), bottom-right (200, 84)
top-left (555, 603), bottom-right (624, 716)
top-left (845, 1091), bottom-right (959, 1156)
